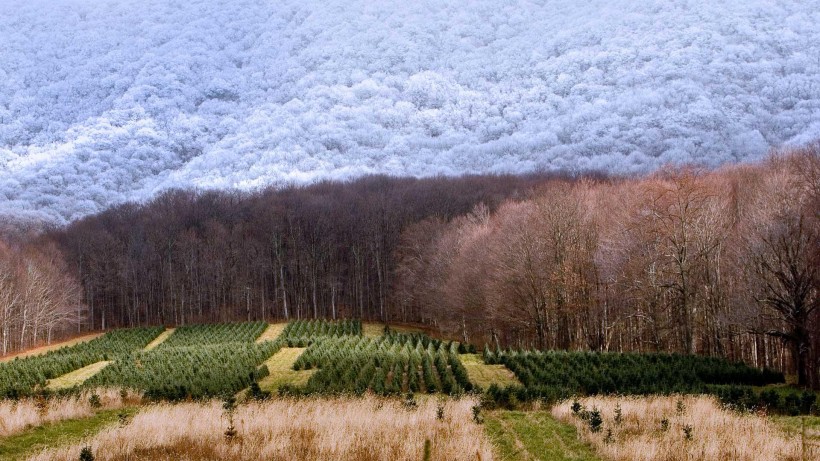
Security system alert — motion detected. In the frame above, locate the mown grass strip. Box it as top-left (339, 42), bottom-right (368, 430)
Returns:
top-left (772, 415), bottom-right (820, 449)
top-left (255, 323), bottom-right (287, 344)
top-left (460, 354), bottom-right (520, 389)
top-left (485, 411), bottom-right (600, 461)
top-left (143, 328), bottom-right (175, 351)
top-left (46, 361), bottom-right (112, 390)
top-left (0, 334), bottom-right (104, 363)
top-left (257, 347), bottom-right (314, 392)
top-left (0, 408), bottom-right (135, 461)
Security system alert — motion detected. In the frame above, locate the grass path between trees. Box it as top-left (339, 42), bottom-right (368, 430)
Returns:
top-left (0, 408), bottom-right (136, 461)
top-left (255, 323), bottom-right (287, 343)
top-left (46, 361), bottom-right (112, 391)
top-left (460, 354), bottom-right (520, 388)
top-left (0, 333), bottom-right (105, 363)
top-left (143, 328), bottom-right (176, 351)
top-left (485, 411), bottom-right (600, 461)
top-left (257, 347), bottom-right (314, 392)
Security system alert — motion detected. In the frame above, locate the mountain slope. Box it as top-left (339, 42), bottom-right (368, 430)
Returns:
top-left (1, 0), bottom-right (819, 221)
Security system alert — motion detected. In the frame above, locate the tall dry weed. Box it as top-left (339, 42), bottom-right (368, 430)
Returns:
top-left (0, 388), bottom-right (137, 437)
top-left (26, 395), bottom-right (494, 461)
top-left (553, 395), bottom-right (813, 461)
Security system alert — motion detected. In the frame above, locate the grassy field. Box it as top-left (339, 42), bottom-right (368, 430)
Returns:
top-left (552, 395), bottom-right (815, 461)
top-left (461, 354), bottom-right (521, 389)
top-left (0, 389), bottom-right (139, 438)
top-left (257, 347), bottom-right (315, 392)
top-left (485, 411), bottom-right (599, 461)
top-left (772, 415), bottom-right (820, 453)
top-left (25, 397), bottom-right (492, 461)
top-left (0, 408), bottom-right (136, 461)
top-left (0, 333), bottom-right (104, 363)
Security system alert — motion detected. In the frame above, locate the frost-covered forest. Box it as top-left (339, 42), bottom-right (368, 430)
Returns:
top-left (1, 0), bottom-right (819, 221)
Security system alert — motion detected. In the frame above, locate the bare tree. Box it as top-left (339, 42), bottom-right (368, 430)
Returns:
top-left (742, 153), bottom-right (819, 388)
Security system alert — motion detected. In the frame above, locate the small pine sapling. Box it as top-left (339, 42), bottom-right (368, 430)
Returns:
top-left (223, 395), bottom-right (238, 441)
top-left (423, 439), bottom-right (432, 461)
top-left (571, 400), bottom-right (583, 416)
top-left (404, 392), bottom-right (418, 410)
top-left (604, 428), bottom-right (614, 444)
top-left (676, 398), bottom-right (686, 415)
top-left (35, 395), bottom-right (48, 417)
top-left (588, 407), bottom-right (603, 433)
top-left (118, 411), bottom-right (130, 427)
top-left (472, 404), bottom-right (483, 424)
top-left (79, 446), bottom-right (94, 461)
top-left (683, 424), bottom-right (693, 441)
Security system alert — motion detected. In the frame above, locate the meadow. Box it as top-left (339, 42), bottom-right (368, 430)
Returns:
top-left (552, 395), bottom-right (818, 461)
top-left (24, 396), bottom-right (493, 461)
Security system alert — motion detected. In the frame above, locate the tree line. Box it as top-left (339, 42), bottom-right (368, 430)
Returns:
top-left (0, 240), bottom-right (83, 356)
top-left (1, 147), bottom-right (816, 388)
top-left (41, 174), bottom-right (547, 331)
top-left (394, 146), bottom-right (819, 388)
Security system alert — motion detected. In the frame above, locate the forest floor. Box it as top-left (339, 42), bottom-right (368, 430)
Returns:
top-left (362, 322), bottom-right (423, 337)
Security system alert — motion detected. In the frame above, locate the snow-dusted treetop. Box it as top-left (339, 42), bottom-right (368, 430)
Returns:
top-left (1, 0), bottom-right (819, 222)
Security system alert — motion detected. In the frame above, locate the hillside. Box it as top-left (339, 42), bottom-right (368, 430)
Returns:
top-left (1, 320), bottom-right (817, 460)
top-left (2, 0), bottom-right (819, 221)
top-left (1, 320), bottom-right (807, 411)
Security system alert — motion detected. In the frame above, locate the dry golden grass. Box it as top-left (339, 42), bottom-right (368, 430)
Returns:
top-left (255, 323), bottom-right (287, 343)
top-left (143, 328), bottom-right (175, 351)
top-left (256, 347), bottom-right (314, 393)
top-left (26, 396), bottom-right (494, 461)
top-left (552, 395), bottom-right (814, 461)
top-left (0, 333), bottom-right (104, 363)
top-left (46, 361), bottom-right (112, 391)
top-left (460, 354), bottom-right (520, 389)
top-left (0, 389), bottom-right (139, 438)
